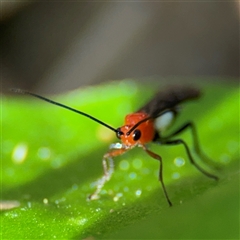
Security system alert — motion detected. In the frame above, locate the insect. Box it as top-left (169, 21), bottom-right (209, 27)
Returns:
top-left (11, 86), bottom-right (218, 206)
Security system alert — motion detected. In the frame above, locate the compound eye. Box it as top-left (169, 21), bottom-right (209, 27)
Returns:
top-left (133, 129), bottom-right (141, 141)
top-left (116, 128), bottom-right (123, 139)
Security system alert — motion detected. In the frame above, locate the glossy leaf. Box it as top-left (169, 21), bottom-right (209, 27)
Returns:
top-left (1, 80), bottom-right (239, 239)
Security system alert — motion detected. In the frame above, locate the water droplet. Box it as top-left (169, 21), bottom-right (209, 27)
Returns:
top-left (174, 157), bottom-right (185, 167)
top-left (5, 212), bottom-right (18, 218)
top-left (119, 160), bottom-right (130, 170)
top-left (51, 156), bottom-right (63, 169)
top-left (141, 168), bottom-right (150, 175)
top-left (12, 143), bottom-right (28, 164)
top-left (113, 193), bottom-right (123, 202)
top-left (72, 184), bottom-right (78, 191)
top-left (43, 198), bottom-right (48, 204)
top-left (117, 192), bottom-right (123, 197)
top-left (55, 197), bottom-right (66, 205)
top-left (132, 158), bottom-right (142, 169)
top-left (37, 147), bottom-right (51, 160)
top-left (129, 172), bottom-right (137, 179)
top-left (78, 218), bottom-right (87, 225)
top-left (172, 172), bottom-right (180, 179)
top-left (135, 189), bottom-right (142, 197)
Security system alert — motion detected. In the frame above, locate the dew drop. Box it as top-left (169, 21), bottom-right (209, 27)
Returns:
top-left (72, 184), bottom-right (78, 191)
top-left (12, 143), bottom-right (28, 164)
top-left (119, 160), bottom-right (130, 170)
top-left (5, 212), bottom-right (18, 218)
top-left (51, 156), bottom-right (63, 169)
top-left (37, 147), bottom-right (51, 160)
top-left (113, 193), bottom-right (123, 202)
top-left (172, 172), bottom-right (180, 179)
top-left (141, 168), bottom-right (150, 175)
top-left (129, 172), bottom-right (137, 179)
top-left (174, 157), bottom-right (185, 167)
top-left (135, 189), bottom-right (142, 197)
top-left (78, 218), bottom-right (87, 225)
top-left (132, 158), bottom-right (143, 169)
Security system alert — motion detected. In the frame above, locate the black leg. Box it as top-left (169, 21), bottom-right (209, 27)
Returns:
top-left (159, 122), bottom-right (220, 169)
top-left (141, 145), bottom-right (173, 207)
top-left (162, 139), bottom-right (218, 181)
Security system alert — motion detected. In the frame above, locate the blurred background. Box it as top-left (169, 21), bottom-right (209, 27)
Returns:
top-left (1, 1), bottom-right (239, 94)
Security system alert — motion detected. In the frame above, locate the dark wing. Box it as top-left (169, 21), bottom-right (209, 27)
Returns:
top-left (137, 86), bottom-right (201, 117)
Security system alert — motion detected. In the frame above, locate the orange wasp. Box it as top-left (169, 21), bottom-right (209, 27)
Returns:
top-left (12, 86), bottom-right (218, 206)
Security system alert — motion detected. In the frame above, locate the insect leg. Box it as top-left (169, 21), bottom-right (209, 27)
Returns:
top-left (88, 145), bottom-right (128, 200)
top-left (160, 122), bottom-right (220, 169)
top-left (162, 139), bottom-right (218, 181)
top-left (141, 145), bottom-right (172, 207)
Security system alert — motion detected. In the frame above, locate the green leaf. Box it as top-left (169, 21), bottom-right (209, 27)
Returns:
top-left (1, 79), bottom-right (239, 239)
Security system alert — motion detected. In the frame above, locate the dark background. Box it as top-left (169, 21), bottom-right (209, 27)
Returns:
top-left (1, 2), bottom-right (239, 94)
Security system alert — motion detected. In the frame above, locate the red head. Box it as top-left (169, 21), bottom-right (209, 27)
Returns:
top-left (116, 112), bottom-right (155, 146)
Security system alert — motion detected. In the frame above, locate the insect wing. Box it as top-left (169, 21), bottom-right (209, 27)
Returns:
top-left (154, 110), bottom-right (175, 132)
top-left (137, 86), bottom-right (201, 118)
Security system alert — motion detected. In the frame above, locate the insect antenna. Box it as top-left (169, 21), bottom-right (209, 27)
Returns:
top-left (10, 88), bottom-right (122, 135)
top-left (126, 109), bottom-right (170, 136)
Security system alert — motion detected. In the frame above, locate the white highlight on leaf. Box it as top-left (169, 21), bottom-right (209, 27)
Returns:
top-left (0, 200), bottom-right (20, 210)
top-left (12, 143), bottom-right (28, 164)
top-left (135, 189), bottom-right (142, 197)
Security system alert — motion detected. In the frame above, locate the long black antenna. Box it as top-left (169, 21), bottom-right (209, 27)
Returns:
top-left (126, 109), bottom-right (170, 136)
top-left (11, 88), bottom-right (120, 134)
